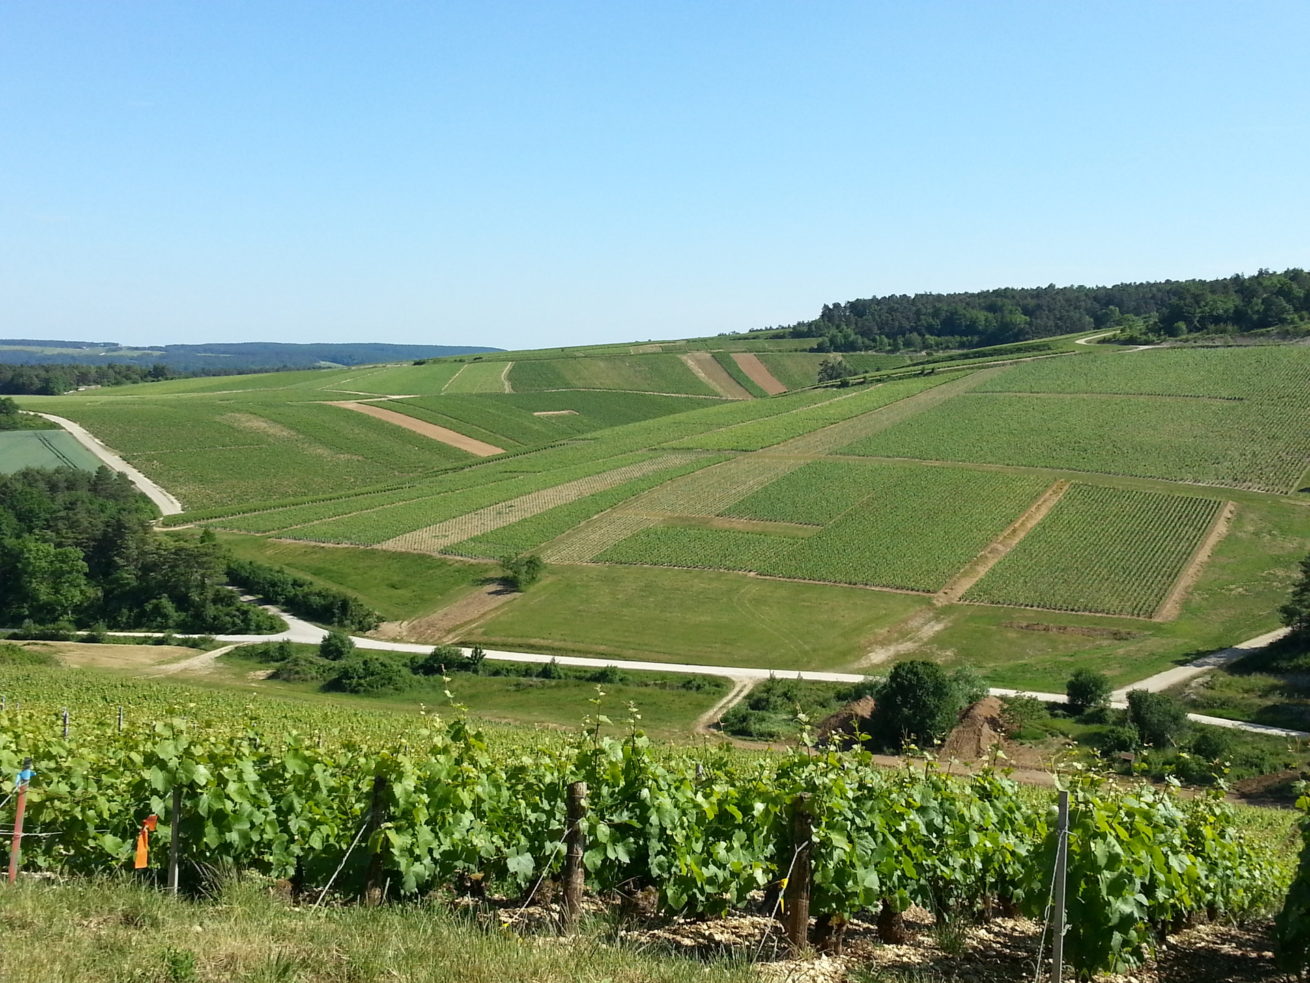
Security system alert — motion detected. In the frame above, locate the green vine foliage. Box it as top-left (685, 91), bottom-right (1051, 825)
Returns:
top-left (0, 706), bottom-right (1287, 978)
top-left (1275, 787), bottom-right (1310, 976)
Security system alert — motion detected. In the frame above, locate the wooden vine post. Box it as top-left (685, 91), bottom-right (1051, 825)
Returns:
top-left (562, 781), bottom-right (588, 930)
top-left (1052, 789), bottom-right (1070, 983)
top-left (6, 758), bottom-right (33, 884)
top-left (782, 793), bottom-right (813, 951)
top-left (168, 784), bottom-right (183, 894)
top-left (362, 774), bottom-right (389, 904)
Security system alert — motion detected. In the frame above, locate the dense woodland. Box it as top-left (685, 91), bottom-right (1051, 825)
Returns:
top-left (0, 468), bottom-right (280, 633)
top-left (0, 362), bottom-right (189, 396)
top-left (785, 268), bottom-right (1310, 351)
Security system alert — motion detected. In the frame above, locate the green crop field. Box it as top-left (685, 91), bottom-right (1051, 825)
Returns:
top-left (600, 462), bottom-right (1047, 592)
top-left (0, 430), bottom-right (103, 473)
top-left (976, 344), bottom-right (1310, 400)
top-left (840, 391), bottom-right (1310, 493)
top-left (963, 485), bottom-right (1225, 617)
top-left (507, 354), bottom-right (721, 396)
top-left (441, 359), bottom-right (512, 393)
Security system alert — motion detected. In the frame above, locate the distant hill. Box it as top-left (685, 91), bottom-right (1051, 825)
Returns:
top-left (0, 339), bottom-right (501, 372)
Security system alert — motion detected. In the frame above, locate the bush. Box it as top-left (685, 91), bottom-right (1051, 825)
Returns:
top-left (234, 640), bottom-right (294, 664)
top-left (1066, 669), bottom-right (1112, 714)
top-left (537, 658), bottom-right (563, 680)
top-left (501, 554), bottom-right (545, 591)
top-left (1189, 727), bottom-right (1235, 762)
top-left (412, 644), bottom-right (462, 676)
top-left (272, 653), bottom-right (335, 683)
top-left (226, 558), bottom-right (382, 632)
top-left (319, 631), bottom-right (356, 661)
top-left (873, 660), bottom-right (963, 749)
top-left (1092, 724), bottom-right (1140, 755)
top-left (1126, 689), bottom-right (1189, 748)
top-left (999, 695), bottom-right (1047, 737)
top-left (0, 642), bottom-right (58, 666)
top-left (331, 654), bottom-right (409, 694)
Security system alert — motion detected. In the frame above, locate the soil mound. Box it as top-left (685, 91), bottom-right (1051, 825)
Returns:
top-left (941, 696), bottom-right (1005, 763)
top-left (815, 695), bottom-right (876, 749)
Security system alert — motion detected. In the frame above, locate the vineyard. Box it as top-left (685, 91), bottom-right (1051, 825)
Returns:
top-left (840, 391), bottom-right (1310, 494)
top-left (597, 465), bottom-right (1046, 593)
top-left (976, 344), bottom-right (1310, 401)
top-left (0, 662), bottom-right (1298, 979)
top-left (963, 485), bottom-right (1226, 617)
top-left (506, 354), bottom-right (722, 396)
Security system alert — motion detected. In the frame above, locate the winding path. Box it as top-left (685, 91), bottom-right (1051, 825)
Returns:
top-left (170, 605), bottom-right (1309, 740)
top-left (29, 412), bottom-right (184, 515)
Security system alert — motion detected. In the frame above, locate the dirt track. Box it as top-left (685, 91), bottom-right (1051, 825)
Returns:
top-left (730, 352), bottom-right (788, 394)
top-left (328, 401), bottom-right (506, 456)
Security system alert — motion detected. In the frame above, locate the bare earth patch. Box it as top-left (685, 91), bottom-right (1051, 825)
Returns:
top-left (219, 412), bottom-right (298, 439)
top-left (1153, 501), bottom-right (1236, 621)
top-left (20, 641), bottom-right (201, 671)
top-left (372, 583), bottom-right (519, 643)
top-left (679, 352), bottom-right (753, 399)
top-left (731, 352), bottom-right (788, 394)
top-left (531, 409), bottom-right (578, 416)
top-left (859, 609), bottom-right (951, 668)
top-left (328, 401), bottom-right (506, 456)
top-left (935, 480), bottom-right (1070, 604)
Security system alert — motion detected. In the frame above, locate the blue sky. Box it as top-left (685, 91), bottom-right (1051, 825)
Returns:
top-left (2, 1), bottom-right (1307, 350)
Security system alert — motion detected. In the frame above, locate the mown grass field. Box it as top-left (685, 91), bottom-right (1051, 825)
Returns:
top-left (18, 341), bottom-right (1310, 694)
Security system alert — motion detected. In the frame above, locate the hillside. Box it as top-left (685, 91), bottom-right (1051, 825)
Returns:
top-left (14, 332), bottom-right (1309, 699)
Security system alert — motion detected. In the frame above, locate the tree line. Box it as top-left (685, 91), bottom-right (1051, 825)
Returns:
top-left (784, 268), bottom-right (1310, 351)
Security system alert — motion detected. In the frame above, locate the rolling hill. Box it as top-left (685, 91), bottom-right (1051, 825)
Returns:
top-left (14, 331), bottom-right (1310, 693)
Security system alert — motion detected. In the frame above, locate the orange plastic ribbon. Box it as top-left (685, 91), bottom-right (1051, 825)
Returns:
top-left (134, 814), bottom-right (158, 869)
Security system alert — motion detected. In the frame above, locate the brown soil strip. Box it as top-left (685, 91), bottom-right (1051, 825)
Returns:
top-left (1153, 501), bottom-right (1236, 621)
top-left (371, 583), bottom-right (519, 644)
top-left (532, 409), bottom-right (578, 416)
top-left (500, 362), bottom-right (514, 393)
top-left (328, 401), bottom-right (506, 456)
top-left (679, 352), bottom-right (752, 399)
top-left (630, 344), bottom-right (662, 354)
top-left (730, 352), bottom-right (788, 395)
top-left (935, 480), bottom-right (1071, 604)
top-left (1000, 621), bottom-right (1143, 640)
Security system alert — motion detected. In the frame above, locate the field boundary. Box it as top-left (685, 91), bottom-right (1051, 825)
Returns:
top-left (934, 480), bottom-right (1071, 604)
top-left (329, 401), bottom-right (505, 456)
top-left (1152, 500), bottom-right (1237, 621)
top-left (679, 352), bottom-right (752, 400)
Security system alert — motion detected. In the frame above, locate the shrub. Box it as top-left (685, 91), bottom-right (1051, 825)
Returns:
top-left (999, 695), bottom-right (1047, 737)
top-left (1066, 669), bottom-right (1112, 714)
top-left (0, 642), bottom-right (58, 666)
top-left (272, 653), bottom-right (335, 683)
top-left (501, 554), bottom-right (545, 591)
top-left (235, 640), bottom-right (294, 664)
top-left (331, 654), bottom-right (409, 694)
top-left (319, 631), bottom-right (356, 661)
top-left (537, 658), bottom-right (563, 680)
top-left (412, 644), bottom-right (462, 676)
top-left (1126, 689), bottom-right (1189, 748)
top-left (873, 660), bottom-right (963, 749)
top-left (1189, 727), bottom-right (1234, 762)
top-left (1093, 724), bottom-right (1140, 755)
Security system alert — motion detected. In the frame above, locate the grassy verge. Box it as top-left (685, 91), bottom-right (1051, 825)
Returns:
top-left (1174, 634), bottom-right (1310, 732)
top-left (215, 644), bottom-right (730, 741)
top-left (0, 878), bottom-right (752, 983)
top-left (467, 564), bottom-right (928, 672)
top-left (217, 533), bottom-right (485, 622)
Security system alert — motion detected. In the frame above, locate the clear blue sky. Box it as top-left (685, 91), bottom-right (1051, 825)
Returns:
top-left (2, 2), bottom-right (1307, 350)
